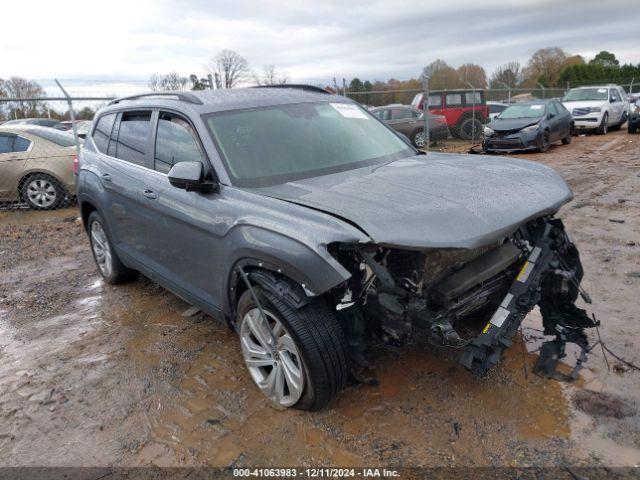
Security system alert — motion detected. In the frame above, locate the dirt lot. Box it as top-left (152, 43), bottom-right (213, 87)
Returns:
top-left (0, 129), bottom-right (639, 468)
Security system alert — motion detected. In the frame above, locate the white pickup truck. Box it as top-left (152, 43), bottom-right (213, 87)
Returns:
top-left (562, 85), bottom-right (629, 134)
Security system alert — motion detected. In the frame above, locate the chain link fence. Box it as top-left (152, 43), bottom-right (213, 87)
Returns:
top-left (0, 78), bottom-right (636, 211)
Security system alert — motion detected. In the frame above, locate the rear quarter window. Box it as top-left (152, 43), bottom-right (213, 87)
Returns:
top-left (93, 114), bottom-right (116, 153)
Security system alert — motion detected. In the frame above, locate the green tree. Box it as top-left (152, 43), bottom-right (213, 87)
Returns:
top-left (590, 51), bottom-right (619, 67)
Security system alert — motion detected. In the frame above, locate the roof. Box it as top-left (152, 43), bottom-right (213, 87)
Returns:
top-left (102, 86), bottom-right (343, 115)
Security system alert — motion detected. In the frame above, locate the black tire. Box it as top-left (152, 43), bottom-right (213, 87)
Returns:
top-left (455, 116), bottom-right (483, 141)
top-left (538, 130), bottom-right (551, 152)
top-left (410, 128), bottom-right (425, 148)
top-left (596, 113), bottom-right (608, 135)
top-left (87, 211), bottom-right (137, 284)
top-left (629, 123), bottom-right (638, 134)
top-left (561, 129), bottom-right (572, 145)
top-left (236, 286), bottom-right (349, 410)
top-left (21, 173), bottom-right (67, 210)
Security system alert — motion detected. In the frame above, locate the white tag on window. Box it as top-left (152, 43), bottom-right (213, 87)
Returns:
top-left (330, 103), bottom-right (369, 119)
top-left (531, 105), bottom-right (543, 110)
top-left (598, 88), bottom-right (607, 93)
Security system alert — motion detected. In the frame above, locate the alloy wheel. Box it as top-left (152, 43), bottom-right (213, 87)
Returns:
top-left (240, 307), bottom-right (305, 407)
top-left (91, 221), bottom-right (113, 278)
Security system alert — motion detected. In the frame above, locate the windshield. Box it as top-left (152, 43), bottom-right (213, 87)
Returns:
top-left (497, 104), bottom-right (546, 119)
top-left (205, 102), bottom-right (414, 187)
top-left (563, 88), bottom-right (609, 102)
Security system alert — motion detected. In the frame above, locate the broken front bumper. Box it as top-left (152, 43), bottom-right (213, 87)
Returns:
top-left (460, 217), bottom-right (597, 377)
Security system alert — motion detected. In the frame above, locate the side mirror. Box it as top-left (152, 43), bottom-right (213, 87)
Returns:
top-left (547, 112), bottom-right (555, 119)
top-left (610, 97), bottom-right (616, 103)
top-left (168, 161), bottom-right (212, 192)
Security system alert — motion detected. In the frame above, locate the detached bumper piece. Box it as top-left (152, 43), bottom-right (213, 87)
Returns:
top-left (460, 218), bottom-right (597, 378)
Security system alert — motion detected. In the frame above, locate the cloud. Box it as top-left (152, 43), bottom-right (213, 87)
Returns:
top-left (1, 0), bottom-right (638, 85)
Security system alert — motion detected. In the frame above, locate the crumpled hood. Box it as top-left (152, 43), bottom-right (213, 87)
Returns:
top-left (490, 117), bottom-right (543, 131)
top-left (250, 153), bottom-right (573, 249)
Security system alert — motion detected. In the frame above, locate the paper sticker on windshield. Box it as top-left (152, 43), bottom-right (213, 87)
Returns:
top-left (531, 105), bottom-right (543, 110)
top-left (330, 103), bottom-right (369, 119)
top-left (598, 88), bottom-right (607, 93)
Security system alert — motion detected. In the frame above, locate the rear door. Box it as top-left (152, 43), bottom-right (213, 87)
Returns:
top-left (387, 108), bottom-right (418, 136)
top-left (0, 133), bottom-right (32, 201)
top-left (610, 88), bottom-right (624, 123)
top-left (95, 110), bottom-right (156, 265)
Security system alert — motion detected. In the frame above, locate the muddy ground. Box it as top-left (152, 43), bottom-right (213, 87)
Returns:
top-left (0, 129), bottom-right (638, 468)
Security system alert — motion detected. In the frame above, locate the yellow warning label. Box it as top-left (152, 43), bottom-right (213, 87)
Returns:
top-left (516, 261), bottom-right (534, 283)
top-left (482, 323), bottom-right (491, 334)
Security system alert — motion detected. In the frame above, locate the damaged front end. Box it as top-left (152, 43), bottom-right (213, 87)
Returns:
top-left (329, 215), bottom-right (597, 378)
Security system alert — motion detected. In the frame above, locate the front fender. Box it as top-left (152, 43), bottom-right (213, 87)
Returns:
top-left (221, 225), bottom-right (353, 315)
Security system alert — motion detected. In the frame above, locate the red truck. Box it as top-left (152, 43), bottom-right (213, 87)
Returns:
top-left (412, 90), bottom-right (488, 140)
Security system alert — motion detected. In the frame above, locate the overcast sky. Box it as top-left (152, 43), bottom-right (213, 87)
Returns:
top-left (2, 0), bottom-right (639, 87)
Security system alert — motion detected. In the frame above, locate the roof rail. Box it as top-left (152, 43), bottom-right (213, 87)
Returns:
top-left (107, 92), bottom-right (204, 106)
top-left (252, 84), bottom-right (331, 94)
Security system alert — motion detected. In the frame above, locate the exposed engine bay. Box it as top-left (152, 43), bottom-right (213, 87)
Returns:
top-left (329, 215), bottom-right (598, 377)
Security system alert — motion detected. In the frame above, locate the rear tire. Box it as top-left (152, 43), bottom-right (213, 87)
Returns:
top-left (87, 211), bottom-right (138, 284)
top-left (411, 128), bottom-right (426, 148)
top-left (236, 286), bottom-right (349, 410)
top-left (596, 113), bottom-right (608, 135)
top-left (561, 129), bottom-right (572, 145)
top-left (21, 173), bottom-right (66, 210)
top-left (455, 116), bottom-right (483, 141)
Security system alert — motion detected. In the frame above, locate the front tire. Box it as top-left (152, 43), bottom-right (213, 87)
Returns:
top-left (87, 211), bottom-right (137, 284)
top-left (456, 116), bottom-right (483, 141)
top-left (538, 130), bottom-right (551, 152)
top-left (236, 286), bottom-right (349, 410)
top-left (597, 113), bottom-right (609, 135)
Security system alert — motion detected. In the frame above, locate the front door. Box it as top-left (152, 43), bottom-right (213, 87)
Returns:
top-left (0, 133), bottom-right (32, 201)
top-left (139, 111), bottom-right (224, 309)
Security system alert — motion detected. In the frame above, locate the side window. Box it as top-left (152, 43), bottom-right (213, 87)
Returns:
top-left (550, 102), bottom-right (560, 115)
top-left (611, 89), bottom-right (621, 102)
top-left (390, 108), bottom-right (412, 120)
top-left (154, 113), bottom-right (205, 174)
top-left (465, 92), bottom-right (481, 105)
top-left (0, 134), bottom-right (14, 154)
top-left (428, 94), bottom-right (442, 108)
top-left (374, 109), bottom-right (390, 121)
top-left (445, 93), bottom-right (462, 106)
top-left (489, 104), bottom-right (506, 114)
top-left (93, 113), bottom-right (116, 153)
top-left (411, 109), bottom-right (422, 118)
top-left (113, 112), bottom-right (151, 166)
top-left (13, 136), bottom-right (31, 152)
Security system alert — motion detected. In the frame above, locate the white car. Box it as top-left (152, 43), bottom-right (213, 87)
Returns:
top-left (562, 85), bottom-right (629, 134)
top-left (487, 101), bottom-right (509, 120)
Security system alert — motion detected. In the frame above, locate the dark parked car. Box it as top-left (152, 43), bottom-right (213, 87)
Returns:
top-left (370, 105), bottom-right (449, 147)
top-left (483, 100), bottom-right (573, 153)
top-left (78, 87), bottom-right (595, 410)
top-left (628, 99), bottom-right (640, 133)
top-left (2, 118), bottom-right (60, 128)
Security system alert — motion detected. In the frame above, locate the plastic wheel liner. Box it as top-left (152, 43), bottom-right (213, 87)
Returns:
top-left (459, 217), bottom-right (598, 379)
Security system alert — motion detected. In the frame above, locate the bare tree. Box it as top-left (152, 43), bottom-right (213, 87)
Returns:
top-left (207, 50), bottom-right (249, 89)
top-left (148, 72), bottom-right (190, 91)
top-left (2, 77), bottom-right (45, 118)
top-left (490, 61), bottom-right (523, 89)
top-left (254, 65), bottom-right (289, 86)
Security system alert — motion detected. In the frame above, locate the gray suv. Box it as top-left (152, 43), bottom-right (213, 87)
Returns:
top-left (78, 86), bottom-right (596, 410)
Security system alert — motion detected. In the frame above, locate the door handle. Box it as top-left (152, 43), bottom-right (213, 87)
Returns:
top-left (142, 189), bottom-right (157, 200)
top-left (101, 173), bottom-right (112, 182)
